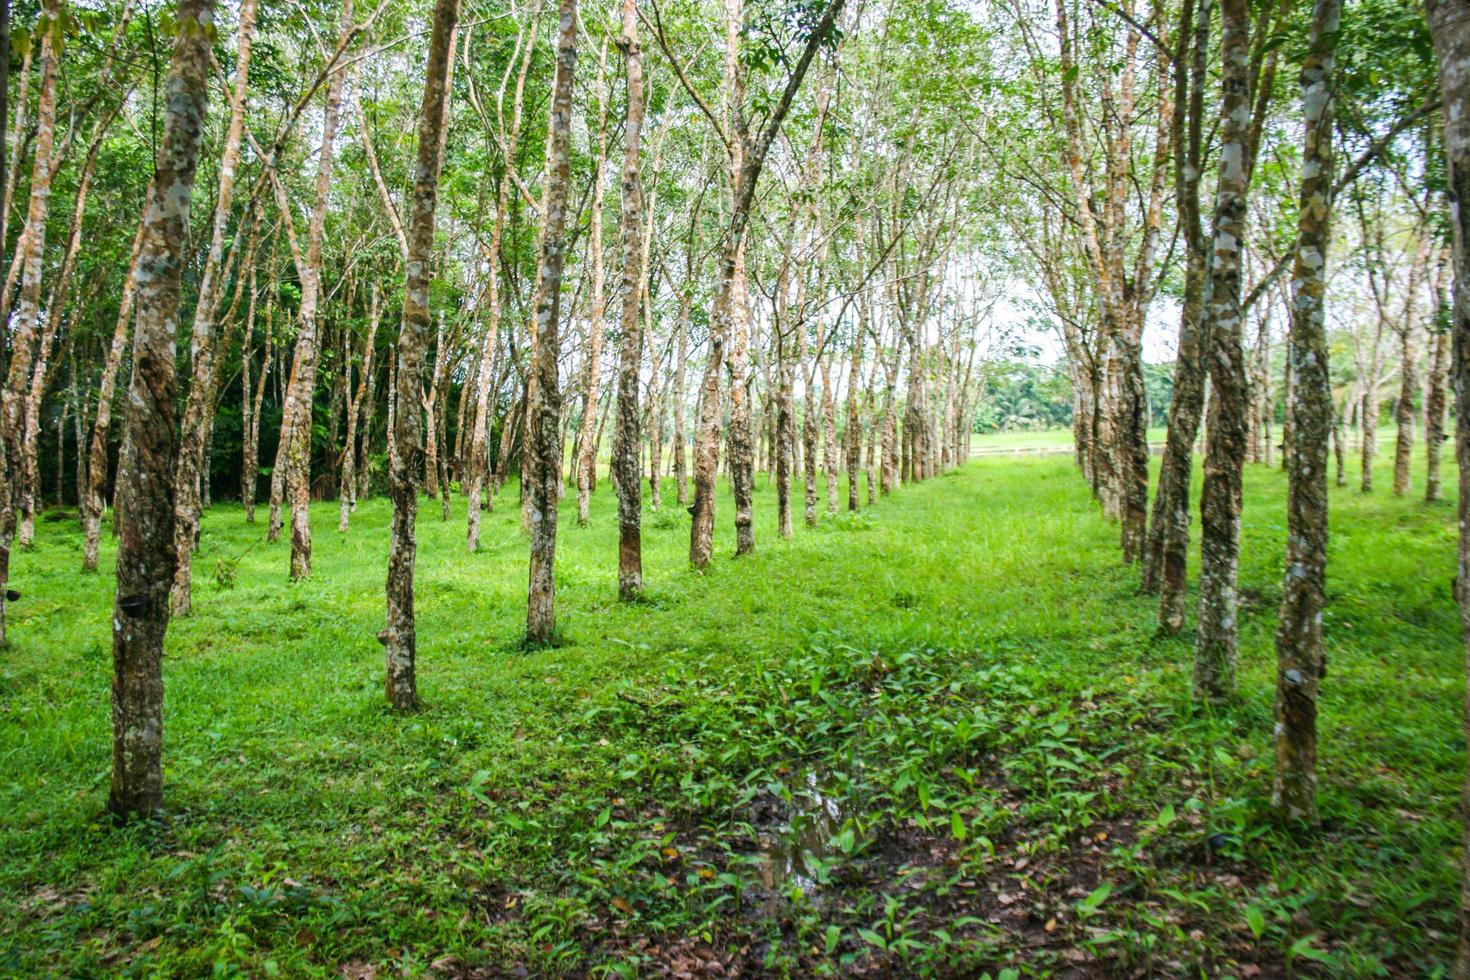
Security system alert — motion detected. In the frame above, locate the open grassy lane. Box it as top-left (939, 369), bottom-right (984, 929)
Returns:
top-left (0, 452), bottom-right (1459, 976)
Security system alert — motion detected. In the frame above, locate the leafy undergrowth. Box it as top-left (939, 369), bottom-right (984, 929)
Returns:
top-left (0, 451), bottom-right (1459, 977)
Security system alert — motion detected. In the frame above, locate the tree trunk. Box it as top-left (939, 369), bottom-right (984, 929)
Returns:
top-left (1194, 0), bottom-right (1251, 703)
top-left (82, 221), bottom-right (147, 571)
top-left (109, 0), bottom-right (212, 819)
top-left (21, 110), bottom-right (114, 548)
top-left (673, 286), bottom-right (690, 507)
top-left (465, 31), bottom-right (529, 548)
top-left (846, 276), bottom-right (867, 512)
top-left (1427, 321), bottom-right (1450, 503)
top-left (276, 1), bottom-right (352, 579)
top-left (821, 354), bottom-right (838, 514)
top-left (380, 0), bottom-right (459, 710)
top-left (576, 41), bottom-right (610, 528)
top-left (170, 0), bottom-right (257, 614)
top-left (610, 0), bottom-right (646, 596)
top-left (339, 291), bottom-right (379, 531)
top-left (246, 289), bottom-right (276, 522)
top-left (1425, 0), bottom-right (1470, 963)
top-left (526, 0), bottom-right (576, 641)
top-left (1272, 0), bottom-right (1339, 826)
top-left (0, 0), bottom-right (60, 642)
top-left (1393, 237), bottom-right (1430, 496)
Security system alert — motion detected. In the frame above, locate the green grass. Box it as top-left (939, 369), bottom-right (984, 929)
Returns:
top-left (0, 447), bottom-right (1459, 976)
top-left (970, 427), bottom-right (1168, 452)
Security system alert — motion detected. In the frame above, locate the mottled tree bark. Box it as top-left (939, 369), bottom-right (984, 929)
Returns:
top-left (821, 353), bottom-right (838, 514)
top-left (244, 287), bottom-right (275, 522)
top-left (466, 24), bottom-right (533, 551)
top-left (170, 0), bottom-right (257, 614)
top-left (0, 0), bottom-right (14, 256)
top-left (525, 0), bottom-right (576, 642)
top-left (576, 40), bottom-right (610, 528)
top-left (1194, 0), bottom-right (1251, 703)
top-left (1393, 237), bottom-right (1430, 496)
top-left (721, 0), bottom-right (759, 556)
top-left (20, 109), bottom-right (113, 549)
top-left (82, 220), bottom-right (146, 571)
top-left (611, 0), bottom-right (645, 598)
top-left (380, 0), bottom-right (459, 710)
top-left (109, 0), bottom-right (213, 819)
top-left (1425, 0), bottom-right (1470, 967)
top-left (1272, 0), bottom-right (1339, 825)
top-left (277, 0), bottom-right (353, 579)
top-left (424, 319), bottom-right (445, 502)
top-left (0, 0), bottom-right (60, 641)
top-left (1427, 322), bottom-right (1450, 504)
top-left (846, 277), bottom-right (868, 511)
top-left (1332, 407), bottom-right (1346, 486)
top-left (673, 284), bottom-right (690, 507)
top-left (339, 295), bottom-right (378, 531)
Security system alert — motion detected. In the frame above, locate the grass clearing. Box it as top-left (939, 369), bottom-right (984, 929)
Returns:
top-left (0, 450), bottom-right (1459, 976)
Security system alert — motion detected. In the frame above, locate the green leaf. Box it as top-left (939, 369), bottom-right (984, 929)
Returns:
top-left (951, 811), bottom-right (967, 841)
top-left (1245, 905), bottom-right (1266, 939)
top-left (1156, 803), bottom-right (1176, 830)
top-left (1288, 934), bottom-right (1330, 963)
top-left (1077, 882), bottom-right (1112, 914)
top-left (856, 927), bottom-right (888, 950)
top-left (824, 925), bottom-right (842, 954)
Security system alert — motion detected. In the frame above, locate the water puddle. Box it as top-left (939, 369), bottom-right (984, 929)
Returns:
top-left (754, 771), bottom-right (853, 893)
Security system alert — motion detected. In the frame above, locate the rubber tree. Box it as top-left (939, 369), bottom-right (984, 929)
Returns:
top-left (109, 0), bottom-right (214, 819)
top-left (1193, 0), bottom-right (1252, 703)
top-left (380, 0), bottom-right (462, 710)
top-left (525, 0), bottom-right (578, 645)
top-left (611, 0), bottom-right (647, 599)
top-left (1425, 0), bottom-right (1470, 968)
top-left (1271, 0), bottom-right (1340, 826)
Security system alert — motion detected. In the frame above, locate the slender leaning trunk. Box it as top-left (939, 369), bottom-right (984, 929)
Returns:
top-left (381, 0), bottom-right (460, 710)
top-left (109, 0), bottom-right (213, 819)
top-left (1272, 0), bottom-right (1339, 826)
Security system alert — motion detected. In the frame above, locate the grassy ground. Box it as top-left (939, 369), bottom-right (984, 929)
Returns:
top-left (0, 448), bottom-right (1459, 977)
top-left (969, 428), bottom-right (1168, 452)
